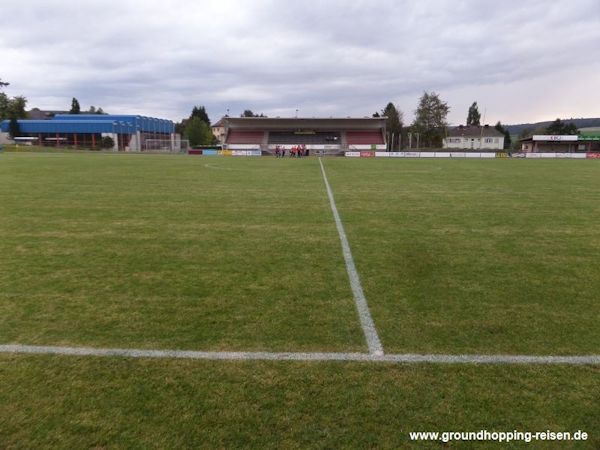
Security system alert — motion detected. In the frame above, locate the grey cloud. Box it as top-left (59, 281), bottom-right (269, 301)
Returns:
top-left (1, 0), bottom-right (599, 123)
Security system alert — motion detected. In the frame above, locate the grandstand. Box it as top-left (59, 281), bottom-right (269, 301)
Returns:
top-left (222, 117), bottom-right (387, 155)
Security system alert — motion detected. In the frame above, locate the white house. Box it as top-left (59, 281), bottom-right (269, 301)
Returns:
top-left (443, 125), bottom-right (504, 150)
top-left (211, 117), bottom-right (227, 144)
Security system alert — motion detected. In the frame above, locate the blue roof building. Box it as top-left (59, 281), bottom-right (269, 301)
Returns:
top-left (1, 114), bottom-right (175, 151)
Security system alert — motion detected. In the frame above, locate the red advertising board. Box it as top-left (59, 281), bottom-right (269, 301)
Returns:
top-left (360, 151), bottom-right (375, 158)
top-left (586, 152), bottom-right (600, 159)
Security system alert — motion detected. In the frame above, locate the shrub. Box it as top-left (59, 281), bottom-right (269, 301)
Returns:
top-left (100, 136), bottom-right (115, 149)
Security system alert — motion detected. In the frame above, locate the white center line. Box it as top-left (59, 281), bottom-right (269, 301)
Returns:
top-left (318, 157), bottom-right (384, 355)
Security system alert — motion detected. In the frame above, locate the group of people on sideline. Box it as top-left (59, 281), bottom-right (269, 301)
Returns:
top-left (274, 145), bottom-right (309, 158)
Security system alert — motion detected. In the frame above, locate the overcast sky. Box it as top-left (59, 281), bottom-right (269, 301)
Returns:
top-left (1, 0), bottom-right (599, 125)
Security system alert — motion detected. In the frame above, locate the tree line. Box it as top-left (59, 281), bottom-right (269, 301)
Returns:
top-left (517, 118), bottom-right (579, 142)
top-left (371, 94), bottom-right (581, 150)
top-left (69, 97), bottom-right (107, 115)
top-left (374, 95), bottom-right (509, 150)
top-left (3, 77), bottom-right (580, 150)
top-left (174, 107), bottom-right (267, 147)
top-left (0, 78), bottom-right (27, 137)
top-left (373, 91), bottom-right (451, 150)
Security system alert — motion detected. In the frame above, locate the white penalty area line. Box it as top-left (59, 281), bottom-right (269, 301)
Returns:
top-left (1, 345), bottom-right (598, 365)
top-left (318, 157), bottom-right (384, 356)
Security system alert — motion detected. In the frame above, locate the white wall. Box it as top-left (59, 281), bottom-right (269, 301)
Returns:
top-left (443, 136), bottom-right (504, 150)
top-left (0, 132), bottom-right (13, 145)
top-left (267, 144), bottom-right (340, 150)
top-left (348, 144), bottom-right (386, 150)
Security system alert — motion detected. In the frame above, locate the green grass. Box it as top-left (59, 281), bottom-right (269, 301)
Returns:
top-left (2, 144), bottom-right (103, 153)
top-left (0, 355), bottom-right (598, 449)
top-left (1, 153), bottom-right (598, 448)
top-left (0, 153), bottom-right (364, 351)
top-left (2, 154), bottom-right (598, 354)
top-left (325, 158), bottom-right (600, 355)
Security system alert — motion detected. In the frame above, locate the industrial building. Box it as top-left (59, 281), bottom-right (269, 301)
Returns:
top-left (0, 114), bottom-right (176, 151)
top-left (219, 117), bottom-right (387, 155)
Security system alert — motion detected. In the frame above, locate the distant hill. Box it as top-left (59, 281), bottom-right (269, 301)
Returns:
top-left (579, 127), bottom-right (600, 136)
top-left (505, 118), bottom-right (600, 135)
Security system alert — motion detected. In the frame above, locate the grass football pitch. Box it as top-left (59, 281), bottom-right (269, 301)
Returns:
top-left (0, 152), bottom-right (598, 448)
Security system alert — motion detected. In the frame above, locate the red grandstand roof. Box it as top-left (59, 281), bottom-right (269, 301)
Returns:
top-left (223, 117), bottom-right (386, 131)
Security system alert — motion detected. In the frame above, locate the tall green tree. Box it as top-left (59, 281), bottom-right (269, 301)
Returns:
top-left (70, 97), bottom-right (81, 114)
top-left (240, 109), bottom-right (265, 118)
top-left (184, 117), bottom-right (213, 146)
top-left (8, 96), bottom-right (27, 118)
top-left (0, 79), bottom-right (27, 121)
top-left (190, 106), bottom-right (211, 125)
top-left (175, 106), bottom-right (211, 137)
top-left (547, 118), bottom-right (578, 135)
top-left (494, 121), bottom-right (512, 150)
top-left (381, 102), bottom-right (403, 150)
top-left (563, 122), bottom-right (578, 135)
top-left (0, 92), bottom-right (9, 119)
top-left (8, 118), bottom-right (20, 138)
top-left (546, 118), bottom-right (564, 134)
top-left (1, 95), bottom-right (28, 121)
top-left (0, 78), bottom-right (11, 119)
top-left (87, 106), bottom-right (107, 115)
top-left (412, 91), bottom-right (450, 148)
top-left (466, 101), bottom-right (481, 126)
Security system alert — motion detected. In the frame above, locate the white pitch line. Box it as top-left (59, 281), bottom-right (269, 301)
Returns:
top-left (318, 157), bottom-right (384, 355)
top-left (1, 345), bottom-right (599, 365)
